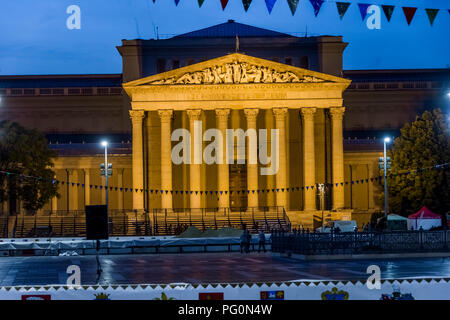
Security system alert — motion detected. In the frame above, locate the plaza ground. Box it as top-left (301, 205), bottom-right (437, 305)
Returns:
top-left (0, 253), bottom-right (449, 286)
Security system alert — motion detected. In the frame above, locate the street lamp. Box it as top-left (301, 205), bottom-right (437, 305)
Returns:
top-left (383, 137), bottom-right (391, 217)
top-left (318, 184), bottom-right (326, 230)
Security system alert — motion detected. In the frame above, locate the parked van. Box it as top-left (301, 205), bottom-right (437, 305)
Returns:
top-left (316, 220), bottom-right (357, 233)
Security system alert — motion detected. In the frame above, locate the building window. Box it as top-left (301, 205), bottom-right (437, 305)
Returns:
top-left (285, 57), bottom-right (293, 65)
top-left (157, 58), bottom-right (166, 73)
top-left (172, 59), bottom-right (180, 70)
top-left (299, 56), bottom-right (309, 69)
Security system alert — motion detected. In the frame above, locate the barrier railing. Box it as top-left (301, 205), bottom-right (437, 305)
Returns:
top-left (0, 206), bottom-right (291, 238)
top-left (151, 206), bottom-right (290, 235)
top-left (271, 229), bottom-right (450, 255)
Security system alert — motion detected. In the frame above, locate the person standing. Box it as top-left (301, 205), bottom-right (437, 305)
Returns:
top-left (240, 230), bottom-right (247, 254)
top-left (246, 230), bottom-right (251, 253)
top-left (258, 230), bottom-right (266, 253)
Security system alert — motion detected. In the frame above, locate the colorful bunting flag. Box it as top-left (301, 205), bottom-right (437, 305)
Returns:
top-left (402, 7), bottom-right (417, 26)
top-left (309, 0), bottom-right (324, 17)
top-left (265, 0), bottom-right (277, 14)
top-left (220, 0), bottom-right (229, 10)
top-left (287, 0), bottom-right (299, 16)
top-left (381, 5), bottom-right (394, 22)
top-left (425, 8), bottom-right (439, 26)
top-left (336, 2), bottom-right (350, 20)
top-left (149, 0), bottom-right (446, 28)
top-left (242, 0), bottom-right (252, 12)
top-left (358, 3), bottom-right (371, 21)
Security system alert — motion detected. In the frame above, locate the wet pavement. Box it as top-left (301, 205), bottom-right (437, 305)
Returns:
top-left (0, 253), bottom-right (449, 286)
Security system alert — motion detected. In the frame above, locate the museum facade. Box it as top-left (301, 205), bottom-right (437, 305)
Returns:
top-left (1, 21), bottom-right (449, 227)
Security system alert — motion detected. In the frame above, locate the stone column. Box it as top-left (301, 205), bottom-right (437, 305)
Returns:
top-left (273, 108), bottom-right (288, 209)
top-left (330, 107), bottom-right (345, 210)
top-left (158, 109), bottom-right (174, 209)
top-left (118, 168), bottom-right (124, 211)
top-left (129, 110), bottom-right (145, 210)
top-left (265, 110), bottom-right (275, 207)
top-left (182, 111), bottom-right (189, 209)
top-left (300, 108), bottom-right (316, 211)
top-left (244, 108), bottom-right (259, 208)
top-left (215, 109), bottom-right (230, 208)
top-left (68, 169), bottom-right (78, 211)
top-left (83, 169), bottom-right (90, 207)
top-left (187, 109), bottom-right (202, 209)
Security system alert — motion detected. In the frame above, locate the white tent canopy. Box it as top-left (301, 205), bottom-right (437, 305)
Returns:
top-left (407, 206), bottom-right (442, 230)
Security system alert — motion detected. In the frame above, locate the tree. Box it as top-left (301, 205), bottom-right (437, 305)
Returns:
top-left (386, 109), bottom-right (450, 216)
top-left (0, 121), bottom-right (58, 214)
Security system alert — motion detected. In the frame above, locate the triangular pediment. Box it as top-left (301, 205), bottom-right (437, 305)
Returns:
top-left (123, 53), bottom-right (349, 87)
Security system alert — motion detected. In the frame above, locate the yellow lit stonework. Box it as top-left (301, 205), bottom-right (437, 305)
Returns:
top-left (122, 53), bottom-right (350, 227)
top-left (39, 53), bottom-right (383, 229)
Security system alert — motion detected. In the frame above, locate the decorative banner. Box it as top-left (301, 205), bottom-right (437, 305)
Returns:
top-left (0, 278), bottom-right (449, 300)
top-left (242, 0), bottom-right (252, 12)
top-left (287, 0), bottom-right (299, 16)
top-left (265, 0), bottom-right (277, 14)
top-left (198, 0), bottom-right (205, 8)
top-left (309, 0), bottom-right (324, 17)
top-left (381, 5), bottom-right (395, 22)
top-left (175, 0), bottom-right (180, 6)
top-left (336, 2), bottom-right (351, 20)
top-left (199, 292), bottom-right (224, 300)
top-left (358, 3), bottom-right (371, 20)
top-left (22, 294), bottom-right (51, 300)
top-left (321, 287), bottom-right (349, 300)
top-left (425, 8), bottom-right (439, 26)
top-left (220, 0), bottom-right (229, 10)
top-left (261, 290), bottom-right (284, 300)
top-left (402, 7), bottom-right (417, 26)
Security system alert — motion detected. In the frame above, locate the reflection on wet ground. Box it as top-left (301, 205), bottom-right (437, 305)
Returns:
top-left (0, 252), bottom-right (449, 286)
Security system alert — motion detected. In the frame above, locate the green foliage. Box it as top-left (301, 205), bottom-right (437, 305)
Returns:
top-left (153, 292), bottom-right (175, 300)
top-left (0, 121), bottom-right (58, 213)
top-left (386, 109), bottom-right (450, 216)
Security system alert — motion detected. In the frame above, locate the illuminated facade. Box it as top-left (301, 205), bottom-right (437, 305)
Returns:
top-left (1, 21), bottom-right (449, 227)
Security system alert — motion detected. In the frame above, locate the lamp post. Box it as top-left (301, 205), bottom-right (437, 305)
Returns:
top-left (318, 183), bottom-right (326, 229)
top-left (383, 137), bottom-right (391, 217)
top-left (101, 141), bottom-right (108, 212)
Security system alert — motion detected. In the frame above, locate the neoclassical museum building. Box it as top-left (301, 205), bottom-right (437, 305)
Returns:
top-left (1, 21), bottom-right (449, 227)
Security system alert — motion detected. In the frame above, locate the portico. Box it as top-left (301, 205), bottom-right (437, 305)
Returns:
top-left (123, 53), bottom-right (351, 223)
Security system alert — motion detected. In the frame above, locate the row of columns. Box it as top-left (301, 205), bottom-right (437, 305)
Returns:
top-left (129, 107), bottom-right (345, 211)
top-left (50, 168), bottom-right (125, 212)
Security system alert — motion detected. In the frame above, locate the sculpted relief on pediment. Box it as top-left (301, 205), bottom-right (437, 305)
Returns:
top-left (148, 61), bottom-right (326, 85)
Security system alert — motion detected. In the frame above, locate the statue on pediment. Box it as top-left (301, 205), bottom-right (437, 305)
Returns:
top-left (148, 61), bottom-right (326, 85)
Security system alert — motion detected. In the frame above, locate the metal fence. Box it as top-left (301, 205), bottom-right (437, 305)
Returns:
top-left (0, 206), bottom-right (291, 238)
top-left (1, 211), bottom-right (152, 238)
top-left (152, 206), bottom-right (290, 235)
top-left (271, 229), bottom-right (450, 255)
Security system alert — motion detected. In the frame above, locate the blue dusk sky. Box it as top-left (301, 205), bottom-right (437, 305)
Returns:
top-left (0, 0), bottom-right (449, 75)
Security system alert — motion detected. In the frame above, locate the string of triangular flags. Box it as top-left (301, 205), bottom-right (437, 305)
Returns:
top-left (1, 162), bottom-right (448, 195)
top-left (151, 0), bottom-right (448, 26)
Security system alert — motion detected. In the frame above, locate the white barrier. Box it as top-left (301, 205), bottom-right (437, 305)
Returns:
top-left (3, 278), bottom-right (449, 300)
